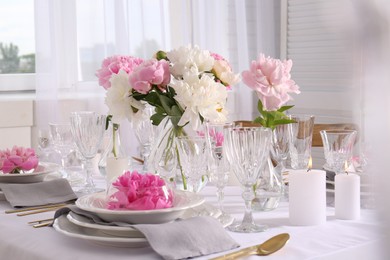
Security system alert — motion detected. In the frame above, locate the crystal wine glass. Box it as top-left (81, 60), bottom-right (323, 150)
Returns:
top-left (206, 122), bottom-right (234, 225)
top-left (320, 130), bottom-right (357, 174)
top-left (49, 123), bottom-right (74, 177)
top-left (70, 111), bottom-right (106, 194)
top-left (224, 126), bottom-right (272, 233)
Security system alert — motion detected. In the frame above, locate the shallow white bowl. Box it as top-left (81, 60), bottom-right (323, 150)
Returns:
top-left (0, 162), bottom-right (59, 183)
top-left (75, 190), bottom-right (205, 224)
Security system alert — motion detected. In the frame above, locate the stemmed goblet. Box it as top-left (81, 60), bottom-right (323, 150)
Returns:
top-left (70, 111), bottom-right (106, 194)
top-left (206, 122), bottom-right (234, 225)
top-left (224, 126), bottom-right (272, 233)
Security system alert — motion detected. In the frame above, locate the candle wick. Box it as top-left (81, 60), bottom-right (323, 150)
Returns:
top-left (307, 168), bottom-right (311, 172)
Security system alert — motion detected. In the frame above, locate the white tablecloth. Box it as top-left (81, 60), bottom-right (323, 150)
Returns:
top-left (0, 183), bottom-right (386, 260)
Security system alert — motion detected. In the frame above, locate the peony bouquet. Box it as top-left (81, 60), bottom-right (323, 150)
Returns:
top-left (96, 45), bottom-right (239, 129)
top-left (107, 170), bottom-right (173, 210)
top-left (0, 146), bottom-right (39, 174)
top-left (96, 45), bottom-right (239, 189)
top-left (242, 53), bottom-right (300, 129)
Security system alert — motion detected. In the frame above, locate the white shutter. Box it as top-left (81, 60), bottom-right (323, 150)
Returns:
top-left (282, 0), bottom-right (357, 92)
top-left (281, 0), bottom-right (363, 167)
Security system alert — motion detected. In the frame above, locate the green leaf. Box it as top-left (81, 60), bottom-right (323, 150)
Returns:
top-left (278, 105), bottom-right (294, 113)
top-left (273, 118), bottom-right (296, 125)
top-left (144, 92), bottom-right (161, 107)
top-left (159, 95), bottom-right (175, 114)
top-left (150, 113), bottom-right (166, 126)
top-left (253, 117), bottom-right (266, 126)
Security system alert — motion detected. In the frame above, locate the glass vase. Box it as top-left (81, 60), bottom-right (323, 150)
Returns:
top-left (148, 117), bottom-right (208, 192)
top-left (252, 157), bottom-right (284, 211)
top-left (98, 122), bottom-right (129, 186)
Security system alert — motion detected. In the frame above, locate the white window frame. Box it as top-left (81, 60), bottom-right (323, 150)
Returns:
top-left (0, 74), bottom-right (35, 91)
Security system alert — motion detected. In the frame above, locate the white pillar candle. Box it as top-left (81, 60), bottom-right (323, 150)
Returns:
top-left (335, 173), bottom-right (360, 220)
top-left (289, 169), bottom-right (326, 225)
top-left (106, 157), bottom-right (129, 185)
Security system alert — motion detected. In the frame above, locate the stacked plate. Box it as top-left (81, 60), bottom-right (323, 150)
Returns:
top-left (53, 190), bottom-right (223, 247)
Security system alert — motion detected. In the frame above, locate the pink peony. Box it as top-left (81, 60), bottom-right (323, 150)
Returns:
top-left (96, 55), bottom-right (144, 90)
top-left (242, 53), bottom-right (300, 111)
top-left (0, 146), bottom-right (39, 174)
top-left (107, 170), bottom-right (174, 210)
top-left (129, 59), bottom-right (171, 94)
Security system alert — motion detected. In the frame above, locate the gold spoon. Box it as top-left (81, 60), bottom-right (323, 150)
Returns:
top-left (210, 233), bottom-right (290, 260)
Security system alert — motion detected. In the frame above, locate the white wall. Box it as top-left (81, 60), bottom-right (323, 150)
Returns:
top-left (0, 99), bottom-right (33, 149)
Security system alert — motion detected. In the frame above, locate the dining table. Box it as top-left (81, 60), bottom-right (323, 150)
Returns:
top-left (0, 177), bottom-right (386, 260)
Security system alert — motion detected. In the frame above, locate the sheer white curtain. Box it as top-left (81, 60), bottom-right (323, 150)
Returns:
top-left (33, 0), bottom-right (279, 155)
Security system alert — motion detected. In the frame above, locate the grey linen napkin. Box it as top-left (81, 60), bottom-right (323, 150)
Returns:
top-left (0, 179), bottom-right (78, 207)
top-left (54, 206), bottom-right (239, 259)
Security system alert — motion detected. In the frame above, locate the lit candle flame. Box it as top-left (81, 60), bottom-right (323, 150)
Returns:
top-left (307, 156), bottom-right (312, 172)
top-left (344, 161), bottom-right (349, 175)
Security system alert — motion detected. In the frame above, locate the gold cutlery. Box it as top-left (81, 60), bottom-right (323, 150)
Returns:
top-left (28, 218), bottom-right (54, 224)
top-left (5, 203), bottom-right (68, 214)
top-left (17, 205), bottom-right (65, 216)
top-left (28, 218), bottom-right (54, 228)
top-left (210, 233), bottom-right (290, 259)
top-left (32, 221), bottom-right (53, 228)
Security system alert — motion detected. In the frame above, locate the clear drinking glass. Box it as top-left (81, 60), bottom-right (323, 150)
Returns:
top-left (271, 124), bottom-right (290, 172)
top-left (176, 135), bottom-right (208, 193)
top-left (154, 148), bottom-right (177, 188)
top-left (49, 123), bottom-right (74, 177)
top-left (224, 127), bottom-right (272, 233)
top-left (37, 128), bottom-right (53, 161)
top-left (288, 115), bottom-right (315, 169)
top-left (70, 111), bottom-right (106, 194)
top-left (133, 106), bottom-right (155, 172)
top-left (206, 122), bottom-right (234, 225)
top-left (320, 130), bottom-right (357, 173)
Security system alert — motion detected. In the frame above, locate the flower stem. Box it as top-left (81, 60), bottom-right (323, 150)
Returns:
top-left (112, 126), bottom-right (118, 158)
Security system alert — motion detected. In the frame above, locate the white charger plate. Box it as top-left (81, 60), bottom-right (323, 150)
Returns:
top-left (0, 162), bottom-right (60, 183)
top-left (53, 215), bottom-right (149, 248)
top-left (75, 190), bottom-right (205, 224)
top-left (67, 212), bottom-right (144, 238)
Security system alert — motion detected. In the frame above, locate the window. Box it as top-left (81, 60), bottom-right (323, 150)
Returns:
top-left (0, 0), bottom-right (35, 91)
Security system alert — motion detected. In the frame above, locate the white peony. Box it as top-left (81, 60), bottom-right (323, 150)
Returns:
top-left (170, 73), bottom-right (228, 130)
top-left (105, 70), bottom-right (144, 124)
top-left (167, 45), bottom-right (214, 78)
top-left (213, 59), bottom-right (240, 87)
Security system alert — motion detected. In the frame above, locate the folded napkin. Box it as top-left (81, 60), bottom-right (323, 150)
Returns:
top-left (54, 206), bottom-right (239, 260)
top-left (0, 179), bottom-right (78, 207)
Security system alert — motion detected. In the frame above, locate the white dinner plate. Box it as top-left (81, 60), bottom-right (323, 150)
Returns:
top-left (53, 215), bottom-right (149, 248)
top-left (75, 190), bottom-right (205, 224)
top-left (67, 212), bottom-right (144, 238)
top-left (0, 162), bottom-right (60, 183)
